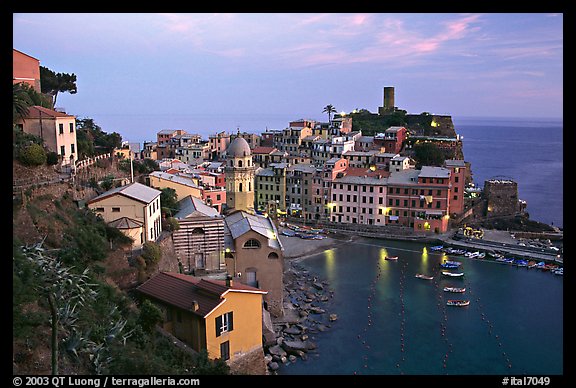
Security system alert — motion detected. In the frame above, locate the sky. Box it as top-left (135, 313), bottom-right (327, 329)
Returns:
top-left (13, 13), bottom-right (563, 145)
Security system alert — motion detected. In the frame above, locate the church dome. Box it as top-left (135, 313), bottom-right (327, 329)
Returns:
top-left (227, 137), bottom-right (251, 157)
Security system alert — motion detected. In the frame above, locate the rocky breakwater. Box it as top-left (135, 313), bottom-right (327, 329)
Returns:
top-left (264, 260), bottom-right (338, 373)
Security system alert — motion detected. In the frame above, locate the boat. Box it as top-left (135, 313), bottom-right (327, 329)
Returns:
top-left (385, 256), bottom-right (399, 261)
top-left (514, 259), bottom-right (528, 267)
top-left (430, 245), bottom-right (444, 251)
top-left (477, 252), bottom-right (486, 259)
top-left (444, 287), bottom-right (466, 293)
top-left (442, 271), bottom-right (464, 277)
top-left (553, 268), bottom-right (563, 275)
top-left (465, 251), bottom-right (480, 258)
top-left (440, 263), bottom-right (460, 269)
top-left (281, 230), bottom-right (296, 237)
top-left (446, 300), bottom-right (470, 307)
top-left (415, 274), bottom-right (434, 280)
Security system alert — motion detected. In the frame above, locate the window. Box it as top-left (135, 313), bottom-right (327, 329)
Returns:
top-left (71, 144), bottom-right (75, 154)
top-left (215, 312), bottom-right (234, 337)
top-left (455, 176), bottom-right (459, 183)
top-left (238, 160), bottom-right (243, 167)
top-left (379, 197), bottom-right (383, 205)
top-left (69, 123), bottom-right (74, 133)
top-left (436, 201), bottom-right (441, 208)
top-left (217, 194), bottom-right (221, 201)
top-left (220, 341), bottom-right (230, 360)
top-left (59, 123), bottom-right (64, 134)
top-left (95, 207), bottom-right (104, 212)
top-left (60, 145), bottom-right (65, 156)
top-left (437, 190), bottom-right (441, 196)
top-left (268, 252), bottom-right (279, 259)
top-left (239, 183), bottom-right (243, 192)
top-left (454, 187), bottom-right (459, 193)
top-left (112, 207), bottom-right (120, 212)
top-left (243, 239), bottom-right (261, 248)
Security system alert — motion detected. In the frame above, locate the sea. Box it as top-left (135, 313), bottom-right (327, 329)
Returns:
top-left (276, 116), bottom-right (564, 376)
top-left (276, 239), bottom-right (564, 376)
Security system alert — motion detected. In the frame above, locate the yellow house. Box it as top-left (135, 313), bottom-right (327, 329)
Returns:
top-left (148, 171), bottom-right (202, 201)
top-left (137, 272), bottom-right (267, 374)
top-left (87, 182), bottom-right (162, 247)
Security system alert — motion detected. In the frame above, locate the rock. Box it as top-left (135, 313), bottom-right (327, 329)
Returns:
top-left (316, 324), bottom-right (328, 332)
top-left (309, 307), bottom-right (325, 314)
top-left (280, 356), bottom-right (288, 364)
top-left (329, 313), bottom-right (338, 322)
top-left (320, 296), bottom-right (330, 302)
top-left (264, 354), bottom-right (273, 364)
top-left (301, 334), bottom-right (309, 341)
top-left (268, 345), bottom-right (287, 358)
top-left (312, 282), bottom-right (324, 290)
top-left (289, 355), bottom-right (297, 362)
top-left (282, 340), bottom-right (317, 354)
top-left (268, 361), bottom-right (279, 371)
top-left (283, 326), bottom-right (302, 335)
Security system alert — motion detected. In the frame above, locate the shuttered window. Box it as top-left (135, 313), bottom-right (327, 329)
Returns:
top-left (215, 312), bottom-right (234, 337)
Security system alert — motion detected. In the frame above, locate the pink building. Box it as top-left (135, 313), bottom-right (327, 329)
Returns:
top-left (377, 126), bottom-right (407, 154)
top-left (202, 187), bottom-right (226, 213)
top-left (208, 131), bottom-right (230, 160)
top-left (444, 159), bottom-right (467, 216)
top-left (13, 49), bottom-right (41, 92)
top-left (330, 173), bottom-right (388, 225)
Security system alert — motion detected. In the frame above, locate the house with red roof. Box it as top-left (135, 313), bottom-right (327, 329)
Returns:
top-left (138, 272), bottom-right (267, 374)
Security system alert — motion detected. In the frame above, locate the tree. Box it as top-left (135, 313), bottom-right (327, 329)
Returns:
top-left (137, 300), bottom-right (163, 334)
top-left (141, 242), bottom-right (162, 269)
top-left (160, 188), bottom-right (178, 217)
top-left (413, 142), bottom-right (446, 168)
top-left (13, 83), bottom-right (33, 123)
top-left (40, 66), bottom-right (77, 107)
top-left (322, 104), bottom-right (337, 126)
top-left (20, 241), bottom-right (98, 375)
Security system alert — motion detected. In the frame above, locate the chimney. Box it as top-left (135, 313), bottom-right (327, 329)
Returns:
top-left (192, 300), bottom-right (199, 312)
top-left (225, 274), bottom-right (233, 287)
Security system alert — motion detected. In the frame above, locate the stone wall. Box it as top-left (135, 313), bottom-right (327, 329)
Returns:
top-left (484, 179), bottom-right (519, 217)
top-left (228, 347), bottom-right (267, 375)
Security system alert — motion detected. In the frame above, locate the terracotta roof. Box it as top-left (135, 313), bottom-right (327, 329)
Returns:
top-left (252, 146), bottom-right (277, 154)
top-left (344, 167), bottom-right (390, 178)
top-left (137, 272), bottom-right (265, 318)
top-left (25, 106), bottom-right (74, 119)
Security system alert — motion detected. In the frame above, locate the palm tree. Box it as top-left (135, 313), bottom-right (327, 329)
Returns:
top-left (13, 83), bottom-right (33, 124)
top-left (323, 104), bottom-right (337, 126)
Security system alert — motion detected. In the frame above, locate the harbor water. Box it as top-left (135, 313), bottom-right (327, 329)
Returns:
top-left (278, 238), bottom-right (563, 375)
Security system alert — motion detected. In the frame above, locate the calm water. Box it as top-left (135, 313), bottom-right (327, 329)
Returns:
top-left (454, 117), bottom-right (563, 228)
top-left (278, 239), bottom-right (563, 375)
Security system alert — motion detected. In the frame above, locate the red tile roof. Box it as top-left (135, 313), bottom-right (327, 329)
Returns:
top-left (252, 146), bottom-right (277, 154)
top-left (26, 105), bottom-right (74, 118)
top-left (345, 167), bottom-right (390, 178)
top-left (137, 272), bottom-right (265, 317)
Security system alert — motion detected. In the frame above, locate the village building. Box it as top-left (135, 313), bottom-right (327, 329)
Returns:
top-left (87, 182), bottom-right (162, 247)
top-left (15, 106), bottom-right (78, 167)
top-left (223, 211), bottom-right (284, 317)
top-left (172, 196), bottom-right (225, 273)
top-left (225, 137), bottom-right (255, 213)
top-left (13, 48), bottom-right (41, 92)
top-left (137, 272), bottom-right (267, 374)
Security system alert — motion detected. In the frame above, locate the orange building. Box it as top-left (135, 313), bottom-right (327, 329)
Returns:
top-left (138, 272), bottom-right (267, 374)
top-left (13, 49), bottom-right (41, 92)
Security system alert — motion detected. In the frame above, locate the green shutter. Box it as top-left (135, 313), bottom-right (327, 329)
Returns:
top-left (228, 312), bottom-right (234, 332)
top-left (215, 315), bottom-right (222, 337)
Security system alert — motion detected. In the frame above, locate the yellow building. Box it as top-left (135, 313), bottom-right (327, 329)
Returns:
top-left (137, 272), bottom-right (267, 374)
top-left (148, 171), bottom-right (202, 201)
top-left (87, 182), bottom-right (162, 248)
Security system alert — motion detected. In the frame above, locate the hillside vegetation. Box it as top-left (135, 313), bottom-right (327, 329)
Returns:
top-left (12, 161), bottom-right (229, 375)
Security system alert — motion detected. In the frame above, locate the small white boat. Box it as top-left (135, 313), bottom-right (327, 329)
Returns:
top-left (444, 287), bottom-right (466, 293)
top-left (415, 274), bottom-right (434, 280)
top-left (385, 256), bottom-right (399, 261)
top-left (442, 271), bottom-right (464, 277)
top-left (447, 300), bottom-right (470, 307)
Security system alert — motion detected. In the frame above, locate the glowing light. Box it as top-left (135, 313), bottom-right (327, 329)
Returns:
top-left (325, 249), bottom-right (335, 280)
top-left (422, 247), bottom-right (428, 263)
top-left (379, 248), bottom-right (389, 263)
top-left (225, 248), bottom-right (231, 253)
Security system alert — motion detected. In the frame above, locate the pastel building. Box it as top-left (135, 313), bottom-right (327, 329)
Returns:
top-left (137, 272), bottom-right (267, 374)
top-left (15, 106), bottom-right (78, 166)
top-left (87, 182), bottom-right (162, 247)
top-left (13, 49), bottom-right (41, 92)
top-left (330, 174), bottom-right (388, 225)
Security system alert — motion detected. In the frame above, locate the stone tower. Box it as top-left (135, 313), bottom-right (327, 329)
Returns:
top-left (378, 86), bottom-right (395, 115)
top-left (225, 136), bottom-right (255, 213)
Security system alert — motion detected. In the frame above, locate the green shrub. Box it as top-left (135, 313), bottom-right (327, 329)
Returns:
top-left (46, 151), bottom-right (59, 165)
top-left (18, 143), bottom-right (47, 166)
top-left (137, 300), bottom-right (163, 334)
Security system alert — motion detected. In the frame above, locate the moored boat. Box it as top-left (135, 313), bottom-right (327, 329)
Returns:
top-left (415, 274), bottom-right (434, 280)
top-left (445, 260), bottom-right (462, 266)
top-left (446, 300), bottom-right (470, 307)
top-left (385, 256), bottom-right (399, 261)
top-left (430, 245), bottom-right (444, 251)
top-left (442, 271), bottom-right (464, 277)
top-left (440, 263), bottom-right (459, 269)
top-left (444, 286), bottom-right (466, 293)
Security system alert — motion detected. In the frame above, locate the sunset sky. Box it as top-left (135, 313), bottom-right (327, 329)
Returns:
top-left (13, 13), bottom-right (563, 143)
